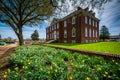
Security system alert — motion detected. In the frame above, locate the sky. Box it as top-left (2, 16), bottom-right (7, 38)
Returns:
top-left (0, 0), bottom-right (120, 39)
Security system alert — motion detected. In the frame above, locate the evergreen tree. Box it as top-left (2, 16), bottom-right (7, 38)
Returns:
top-left (100, 25), bottom-right (110, 41)
top-left (31, 30), bottom-right (39, 41)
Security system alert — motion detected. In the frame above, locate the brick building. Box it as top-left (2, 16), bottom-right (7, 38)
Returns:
top-left (46, 7), bottom-right (99, 43)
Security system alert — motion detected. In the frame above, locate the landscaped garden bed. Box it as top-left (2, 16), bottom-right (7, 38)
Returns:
top-left (45, 42), bottom-right (120, 54)
top-left (4, 46), bottom-right (120, 80)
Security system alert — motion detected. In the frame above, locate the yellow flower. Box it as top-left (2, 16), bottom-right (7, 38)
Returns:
top-left (75, 65), bottom-right (77, 67)
top-left (80, 66), bottom-right (82, 69)
top-left (105, 71), bottom-right (108, 75)
top-left (15, 67), bottom-right (19, 71)
top-left (82, 60), bottom-right (85, 63)
top-left (28, 62), bottom-right (30, 65)
top-left (40, 68), bottom-right (43, 70)
top-left (103, 74), bottom-right (106, 77)
top-left (98, 67), bottom-right (102, 71)
top-left (62, 59), bottom-right (64, 61)
top-left (52, 62), bottom-right (57, 66)
top-left (3, 74), bottom-right (7, 78)
top-left (55, 69), bottom-right (58, 73)
top-left (4, 72), bottom-right (7, 74)
top-left (108, 75), bottom-right (112, 78)
top-left (85, 77), bottom-right (91, 80)
top-left (50, 66), bottom-right (53, 70)
top-left (7, 69), bottom-right (11, 72)
top-left (70, 76), bottom-right (73, 80)
top-left (112, 60), bottom-right (115, 62)
top-left (48, 71), bottom-right (50, 74)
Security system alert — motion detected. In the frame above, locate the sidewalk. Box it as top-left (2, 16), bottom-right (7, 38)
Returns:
top-left (0, 44), bottom-right (17, 54)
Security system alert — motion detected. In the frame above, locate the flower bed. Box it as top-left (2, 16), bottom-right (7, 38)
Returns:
top-left (4, 46), bottom-right (120, 80)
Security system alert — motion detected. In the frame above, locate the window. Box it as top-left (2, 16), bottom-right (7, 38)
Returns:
top-left (72, 27), bottom-right (76, 37)
top-left (72, 40), bottom-right (76, 43)
top-left (85, 27), bottom-right (88, 37)
top-left (96, 31), bottom-right (97, 37)
top-left (64, 21), bottom-right (67, 27)
top-left (57, 31), bottom-right (59, 38)
top-left (72, 17), bottom-right (75, 24)
top-left (93, 30), bottom-right (94, 37)
top-left (64, 30), bottom-right (67, 38)
top-left (54, 25), bottom-right (56, 30)
top-left (85, 40), bottom-right (88, 43)
top-left (93, 20), bottom-right (94, 26)
top-left (57, 23), bottom-right (59, 29)
top-left (89, 29), bottom-right (91, 37)
top-left (89, 18), bottom-right (91, 25)
top-left (96, 22), bottom-right (97, 27)
top-left (50, 34), bottom-right (51, 39)
top-left (47, 35), bottom-right (49, 39)
top-left (64, 40), bottom-right (67, 43)
top-left (85, 16), bottom-right (88, 24)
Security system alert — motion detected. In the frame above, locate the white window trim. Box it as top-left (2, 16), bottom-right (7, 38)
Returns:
top-left (64, 21), bottom-right (67, 27)
top-left (72, 17), bottom-right (75, 24)
top-left (72, 27), bottom-right (76, 37)
top-left (85, 27), bottom-right (88, 37)
top-left (85, 16), bottom-right (88, 24)
top-left (89, 29), bottom-right (91, 37)
top-left (64, 30), bottom-right (67, 38)
top-left (89, 18), bottom-right (91, 25)
top-left (57, 23), bottom-right (59, 29)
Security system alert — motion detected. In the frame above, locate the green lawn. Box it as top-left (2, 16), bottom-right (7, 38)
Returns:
top-left (46, 42), bottom-right (120, 54)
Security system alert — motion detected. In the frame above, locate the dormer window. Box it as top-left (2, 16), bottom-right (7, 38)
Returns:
top-left (64, 21), bottom-right (67, 27)
top-left (72, 27), bottom-right (76, 37)
top-left (72, 17), bottom-right (76, 24)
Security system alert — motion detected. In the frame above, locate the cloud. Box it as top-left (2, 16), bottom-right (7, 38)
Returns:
top-left (99, 0), bottom-right (120, 35)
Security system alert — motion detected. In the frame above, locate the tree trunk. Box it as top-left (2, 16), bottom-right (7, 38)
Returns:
top-left (17, 27), bottom-right (24, 46)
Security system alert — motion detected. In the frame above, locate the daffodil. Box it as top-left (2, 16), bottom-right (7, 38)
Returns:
top-left (3, 74), bottom-right (7, 78)
top-left (55, 69), bottom-right (58, 73)
top-left (105, 71), bottom-right (108, 75)
top-left (48, 71), bottom-right (50, 74)
top-left (85, 77), bottom-right (91, 80)
top-left (50, 66), bottom-right (53, 70)
top-left (98, 67), bottom-right (102, 71)
top-left (82, 60), bottom-right (85, 63)
top-left (70, 76), bottom-right (72, 80)
top-left (15, 67), bottom-right (19, 71)
top-left (7, 69), bottom-right (11, 72)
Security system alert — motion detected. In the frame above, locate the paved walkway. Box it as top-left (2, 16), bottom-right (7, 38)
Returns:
top-left (0, 44), bottom-right (17, 54)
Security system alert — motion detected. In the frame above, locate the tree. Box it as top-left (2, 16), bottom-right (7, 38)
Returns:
top-left (31, 30), bottom-right (39, 41)
top-left (100, 25), bottom-right (110, 41)
top-left (4, 37), bottom-right (12, 42)
top-left (0, 0), bottom-right (113, 45)
top-left (0, 34), bottom-right (2, 42)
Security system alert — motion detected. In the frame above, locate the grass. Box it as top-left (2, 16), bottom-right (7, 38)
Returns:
top-left (45, 42), bottom-right (120, 54)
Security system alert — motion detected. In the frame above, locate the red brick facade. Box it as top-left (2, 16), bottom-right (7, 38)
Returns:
top-left (46, 7), bottom-right (99, 43)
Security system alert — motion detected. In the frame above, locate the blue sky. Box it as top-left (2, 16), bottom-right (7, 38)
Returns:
top-left (0, 0), bottom-right (120, 39)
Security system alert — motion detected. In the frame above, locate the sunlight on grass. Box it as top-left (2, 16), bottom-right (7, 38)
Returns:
top-left (46, 42), bottom-right (120, 54)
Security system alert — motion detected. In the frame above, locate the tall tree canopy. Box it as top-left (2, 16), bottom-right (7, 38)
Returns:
top-left (31, 30), bottom-right (39, 41)
top-left (0, 0), bottom-right (113, 45)
top-left (100, 25), bottom-right (110, 41)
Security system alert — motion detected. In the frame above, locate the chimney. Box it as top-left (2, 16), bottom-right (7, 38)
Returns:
top-left (77, 7), bottom-right (82, 10)
top-left (92, 12), bottom-right (95, 16)
top-left (84, 7), bottom-right (89, 11)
